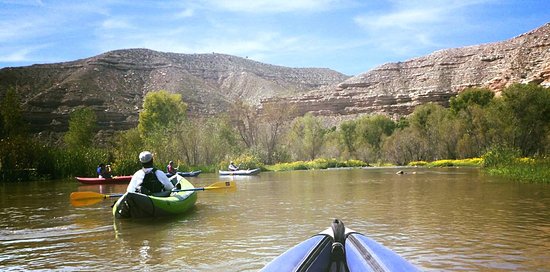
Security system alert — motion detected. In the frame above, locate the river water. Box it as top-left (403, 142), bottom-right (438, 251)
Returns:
top-left (1, 167), bottom-right (549, 271)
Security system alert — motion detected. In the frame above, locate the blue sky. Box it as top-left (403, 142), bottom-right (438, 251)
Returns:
top-left (0, 0), bottom-right (549, 76)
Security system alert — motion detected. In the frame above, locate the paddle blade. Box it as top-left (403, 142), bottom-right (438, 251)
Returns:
top-left (204, 181), bottom-right (236, 190)
top-left (70, 191), bottom-right (107, 201)
top-left (70, 197), bottom-right (105, 207)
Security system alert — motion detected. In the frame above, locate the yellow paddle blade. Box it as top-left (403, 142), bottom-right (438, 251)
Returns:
top-left (204, 181), bottom-right (236, 190)
top-left (70, 197), bottom-right (104, 207)
top-left (70, 191), bottom-right (107, 201)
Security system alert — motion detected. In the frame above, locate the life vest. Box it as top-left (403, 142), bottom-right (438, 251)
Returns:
top-left (139, 168), bottom-right (164, 195)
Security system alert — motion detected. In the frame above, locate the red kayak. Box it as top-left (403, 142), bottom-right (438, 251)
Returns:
top-left (75, 176), bottom-right (132, 185)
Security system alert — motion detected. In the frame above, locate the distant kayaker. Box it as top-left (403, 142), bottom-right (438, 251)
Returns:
top-left (127, 151), bottom-right (175, 196)
top-left (166, 160), bottom-right (177, 176)
top-left (97, 163), bottom-right (112, 178)
top-left (228, 161), bottom-right (239, 171)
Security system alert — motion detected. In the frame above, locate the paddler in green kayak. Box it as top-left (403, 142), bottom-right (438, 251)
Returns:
top-left (126, 151), bottom-right (175, 196)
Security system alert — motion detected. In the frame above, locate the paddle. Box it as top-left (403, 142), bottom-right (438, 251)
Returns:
top-left (69, 191), bottom-right (124, 207)
top-left (70, 180), bottom-right (236, 206)
top-left (172, 181), bottom-right (236, 192)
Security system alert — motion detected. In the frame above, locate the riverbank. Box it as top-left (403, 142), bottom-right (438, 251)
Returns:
top-left (484, 157), bottom-right (550, 183)
top-left (263, 157), bottom-right (548, 183)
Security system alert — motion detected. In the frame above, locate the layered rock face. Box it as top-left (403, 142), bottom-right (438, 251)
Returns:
top-left (0, 49), bottom-right (349, 136)
top-left (262, 23), bottom-right (550, 122)
top-left (1, 23), bottom-right (549, 138)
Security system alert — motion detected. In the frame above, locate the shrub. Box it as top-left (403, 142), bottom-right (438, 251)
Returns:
top-left (482, 146), bottom-right (520, 167)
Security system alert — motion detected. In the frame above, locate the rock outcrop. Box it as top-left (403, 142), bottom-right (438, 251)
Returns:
top-left (261, 23), bottom-right (550, 123)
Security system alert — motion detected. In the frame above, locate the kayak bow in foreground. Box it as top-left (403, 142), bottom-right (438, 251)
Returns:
top-left (261, 219), bottom-right (420, 272)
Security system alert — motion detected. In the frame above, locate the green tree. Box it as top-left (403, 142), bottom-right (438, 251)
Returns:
top-left (355, 115), bottom-right (396, 161)
top-left (394, 103), bottom-right (463, 161)
top-left (112, 128), bottom-right (143, 174)
top-left (450, 87), bottom-right (494, 114)
top-left (339, 120), bottom-right (358, 159)
top-left (288, 113), bottom-right (326, 160)
top-left (382, 127), bottom-right (428, 165)
top-left (455, 104), bottom-right (494, 158)
top-left (138, 90), bottom-right (187, 139)
top-left (496, 84), bottom-right (550, 156)
top-left (202, 115), bottom-right (241, 165)
top-left (449, 87), bottom-right (496, 158)
top-left (64, 107), bottom-right (97, 149)
top-left (0, 86), bottom-right (27, 138)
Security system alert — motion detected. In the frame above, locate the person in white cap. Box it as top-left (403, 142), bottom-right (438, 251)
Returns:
top-left (228, 161), bottom-right (239, 171)
top-left (126, 151), bottom-right (175, 196)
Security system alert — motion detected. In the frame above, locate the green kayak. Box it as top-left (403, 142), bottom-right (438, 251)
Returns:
top-left (112, 174), bottom-right (197, 219)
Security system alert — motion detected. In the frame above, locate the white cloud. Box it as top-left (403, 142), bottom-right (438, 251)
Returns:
top-left (176, 8), bottom-right (194, 18)
top-left (101, 18), bottom-right (133, 30)
top-left (0, 48), bottom-right (32, 62)
top-left (202, 0), bottom-right (345, 13)
top-left (352, 0), bottom-right (493, 56)
top-left (0, 43), bottom-right (50, 62)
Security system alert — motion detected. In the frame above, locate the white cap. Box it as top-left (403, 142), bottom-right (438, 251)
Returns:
top-left (139, 151), bottom-right (153, 163)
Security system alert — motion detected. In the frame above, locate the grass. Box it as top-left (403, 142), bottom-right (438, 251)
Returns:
top-left (265, 158), bottom-right (368, 172)
top-left (408, 158), bottom-right (483, 167)
top-left (485, 157), bottom-right (550, 183)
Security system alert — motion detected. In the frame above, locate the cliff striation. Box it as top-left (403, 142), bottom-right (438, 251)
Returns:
top-left (261, 23), bottom-right (550, 123)
top-left (1, 23), bottom-right (549, 138)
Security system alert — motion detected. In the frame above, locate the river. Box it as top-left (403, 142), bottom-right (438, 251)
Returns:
top-left (1, 167), bottom-right (549, 271)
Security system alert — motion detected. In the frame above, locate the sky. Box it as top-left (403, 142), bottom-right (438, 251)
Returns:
top-left (0, 0), bottom-right (549, 76)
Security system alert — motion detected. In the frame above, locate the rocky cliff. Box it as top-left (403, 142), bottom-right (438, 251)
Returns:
top-left (0, 49), bottom-right (349, 137)
top-left (261, 23), bottom-right (550, 123)
top-left (1, 23), bottom-right (549, 138)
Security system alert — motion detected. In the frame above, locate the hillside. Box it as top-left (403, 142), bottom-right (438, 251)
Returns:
top-left (0, 49), bottom-right (349, 136)
top-left (261, 23), bottom-right (550, 124)
top-left (1, 23), bottom-right (549, 138)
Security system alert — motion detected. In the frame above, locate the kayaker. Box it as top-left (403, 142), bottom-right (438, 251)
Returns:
top-left (97, 163), bottom-right (112, 178)
top-left (166, 160), bottom-right (177, 176)
top-left (127, 151), bottom-right (175, 196)
top-left (228, 161), bottom-right (239, 171)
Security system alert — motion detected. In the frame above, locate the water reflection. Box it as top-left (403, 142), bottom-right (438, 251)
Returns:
top-left (1, 168), bottom-right (549, 271)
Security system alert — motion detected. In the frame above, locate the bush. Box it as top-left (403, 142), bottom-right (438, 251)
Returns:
top-left (485, 156), bottom-right (550, 183)
top-left (482, 146), bottom-right (521, 167)
top-left (265, 158), bottom-right (367, 171)
top-left (409, 161), bottom-right (428, 166)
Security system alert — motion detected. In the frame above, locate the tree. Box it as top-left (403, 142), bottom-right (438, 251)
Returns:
top-left (355, 115), bottom-right (396, 161)
top-left (138, 90), bottom-right (187, 139)
top-left (257, 102), bottom-right (295, 164)
top-left (496, 84), bottom-right (550, 156)
top-left (0, 86), bottom-right (27, 138)
top-left (288, 113), bottom-right (326, 161)
top-left (339, 120), bottom-right (358, 159)
top-left (382, 127), bottom-right (428, 165)
top-left (406, 103), bottom-right (448, 160)
top-left (455, 104), bottom-right (494, 158)
top-left (64, 107), bottom-right (97, 149)
top-left (450, 87), bottom-right (494, 114)
top-left (229, 100), bottom-right (258, 149)
top-left (112, 128), bottom-right (143, 174)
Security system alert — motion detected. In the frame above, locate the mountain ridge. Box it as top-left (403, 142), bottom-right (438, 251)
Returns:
top-left (0, 48), bottom-right (349, 139)
top-left (261, 23), bottom-right (550, 124)
top-left (1, 23), bottom-right (549, 139)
